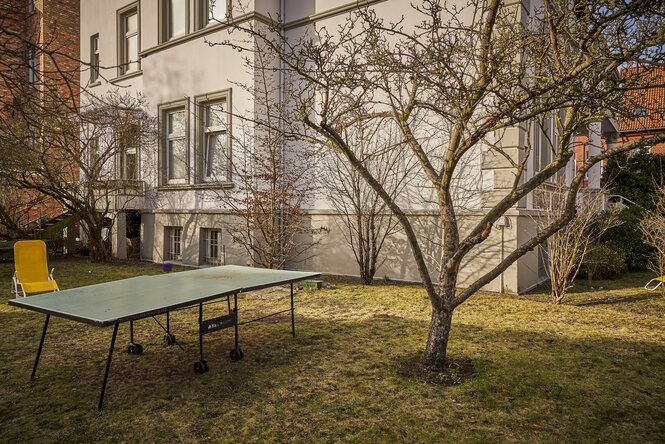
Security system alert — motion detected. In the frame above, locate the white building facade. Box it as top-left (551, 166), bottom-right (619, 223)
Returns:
top-left (80, 0), bottom-right (616, 293)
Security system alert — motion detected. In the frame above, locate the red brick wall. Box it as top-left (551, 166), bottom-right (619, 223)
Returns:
top-left (620, 131), bottom-right (665, 155)
top-left (0, 0), bottom-right (80, 235)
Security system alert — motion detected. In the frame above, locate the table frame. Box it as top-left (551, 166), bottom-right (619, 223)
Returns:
top-left (14, 270), bottom-right (317, 410)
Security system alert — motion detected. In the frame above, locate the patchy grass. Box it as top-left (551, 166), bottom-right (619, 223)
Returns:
top-left (1, 258), bottom-right (664, 442)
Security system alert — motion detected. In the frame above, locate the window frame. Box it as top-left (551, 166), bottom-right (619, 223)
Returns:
top-left (159, 100), bottom-right (190, 186)
top-left (160, 0), bottom-right (189, 43)
top-left (167, 227), bottom-right (183, 261)
top-left (117, 124), bottom-right (140, 180)
top-left (117, 3), bottom-right (140, 76)
top-left (194, 0), bottom-right (230, 30)
top-left (532, 112), bottom-right (560, 180)
top-left (89, 137), bottom-right (100, 174)
top-left (90, 34), bottom-right (100, 82)
top-left (203, 228), bottom-right (222, 265)
top-left (195, 89), bottom-right (231, 184)
top-left (27, 48), bottom-right (35, 88)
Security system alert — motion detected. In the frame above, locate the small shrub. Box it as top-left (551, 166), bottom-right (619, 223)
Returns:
top-left (581, 244), bottom-right (627, 280)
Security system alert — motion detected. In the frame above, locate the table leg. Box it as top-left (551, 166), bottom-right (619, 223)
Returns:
top-left (194, 303), bottom-right (208, 373)
top-left (127, 320), bottom-right (142, 354)
top-left (229, 294), bottom-right (243, 361)
top-left (291, 283), bottom-right (295, 337)
top-left (98, 323), bottom-right (119, 411)
top-left (234, 293), bottom-right (239, 351)
top-left (31, 314), bottom-right (50, 380)
top-left (199, 303), bottom-right (203, 362)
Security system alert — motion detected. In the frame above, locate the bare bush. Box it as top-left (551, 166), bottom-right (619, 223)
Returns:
top-left (639, 186), bottom-right (665, 298)
top-left (535, 183), bottom-right (621, 304)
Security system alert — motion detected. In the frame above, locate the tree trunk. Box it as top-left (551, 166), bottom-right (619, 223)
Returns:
top-left (422, 306), bottom-right (454, 371)
top-left (85, 220), bottom-right (111, 262)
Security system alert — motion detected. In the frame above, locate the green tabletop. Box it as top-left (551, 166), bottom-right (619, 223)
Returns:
top-left (8, 265), bottom-right (319, 327)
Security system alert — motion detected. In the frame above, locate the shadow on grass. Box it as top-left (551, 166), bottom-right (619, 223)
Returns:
top-left (2, 278), bottom-right (665, 443)
top-left (573, 292), bottom-right (658, 306)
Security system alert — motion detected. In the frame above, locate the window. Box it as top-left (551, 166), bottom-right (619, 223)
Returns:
top-left (27, 125), bottom-right (36, 149)
top-left (197, 0), bottom-right (228, 29)
top-left (164, 0), bottom-right (186, 41)
top-left (202, 99), bottom-right (228, 181)
top-left (168, 227), bottom-right (182, 261)
top-left (204, 229), bottom-right (222, 265)
top-left (27, 49), bottom-right (35, 88)
top-left (119, 6), bottom-right (139, 74)
top-left (118, 125), bottom-right (139, 180)
top-left (89, 137), bottom-right (99, 170)
top-left (165, 108), bottom-right (187, 183)
top-left (533, 113), bottom-right (560, 178)
top-left (90, 34), bottom-right (99, 82)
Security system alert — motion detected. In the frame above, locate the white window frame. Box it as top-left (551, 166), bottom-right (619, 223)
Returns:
top-left (118, 125), bottom-right (140, 180)
top-left (118, 4), bottom-right (140, 75)
top-left (163, 106), bottom-right (188, 184)
top-left (204, 229), bottom-right (222, 265)
top-left (168, 227), bottom-right (182, 261)
top-left (90, 34), bottom-right (100, 82)
top-left (203, 100), bottom-right (228, 182)
top-left (195, 90), bottom-right (231, 183)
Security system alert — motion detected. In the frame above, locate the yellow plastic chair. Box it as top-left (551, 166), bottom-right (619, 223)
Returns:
top-left (12, 240), bottom-right (59, 297)
top-left (644, 275), bottom-right (665, 291)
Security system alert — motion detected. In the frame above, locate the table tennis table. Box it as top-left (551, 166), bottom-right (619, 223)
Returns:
top-left (8, 265), bottom-right (320, 410)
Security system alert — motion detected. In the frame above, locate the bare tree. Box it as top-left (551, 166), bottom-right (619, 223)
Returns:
top-left (640, 186), bottom-right (665, 298)
top-left (0, 90), bottom-right (155, 260)
top-left (0, 186), bottom-right (48, 239)
top-left (222, 0), bottom-right (665, 371)
top-left (535, 182), bottom-right (620, 304)
top-left (0, 7), bottom-right (155, 260)
top-left (209, 46), bottom-right (318, 269)
top-left (322, 119), bottom-right (413, 284)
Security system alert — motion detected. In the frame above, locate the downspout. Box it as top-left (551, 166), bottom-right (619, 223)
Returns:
top-left (278, 0), bottom-right (286, 269)
top-left (500, 224), bottom-right (504, 292)
top-left (496, 216), bottom-right (510, 293)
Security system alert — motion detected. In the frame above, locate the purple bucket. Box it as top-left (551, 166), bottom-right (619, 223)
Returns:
top-left (162, 263), bottom-right (173, 273)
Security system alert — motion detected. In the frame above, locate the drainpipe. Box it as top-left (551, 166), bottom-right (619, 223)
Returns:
top-left (496, 216), bottom-right (510, 293)
top-left (278, 0), bottom-right (286, 269)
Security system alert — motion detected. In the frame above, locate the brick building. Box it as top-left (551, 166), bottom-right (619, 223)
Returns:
top-left (618, 65), bottom-right (665, 154)
top-left (572, 65), bottom-right (665, 184)
top-left (0, 0), bottom-right (79, 238)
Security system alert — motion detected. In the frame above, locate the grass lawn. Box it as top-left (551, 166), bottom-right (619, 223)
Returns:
top-left (1, 258), bottom-right (664, 442)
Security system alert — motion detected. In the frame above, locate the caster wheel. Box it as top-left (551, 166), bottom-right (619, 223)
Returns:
top-left (127, 343), bottom-right (143, 355)
top-left (194, 359), bottom-right (209, 373)
top-left (164, 333), bottom-right (176, 345)
top-left (230, 347), bottom-right (244, 361)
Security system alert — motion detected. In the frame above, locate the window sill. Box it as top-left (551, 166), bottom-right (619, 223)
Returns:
top-left (110, 70), bottom-right (143, 84)
top-left (158, 182), bottom-right (234, 191)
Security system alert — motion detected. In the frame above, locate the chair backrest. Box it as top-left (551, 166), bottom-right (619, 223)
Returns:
top-left (14, 240), bottom-right (50, 283)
